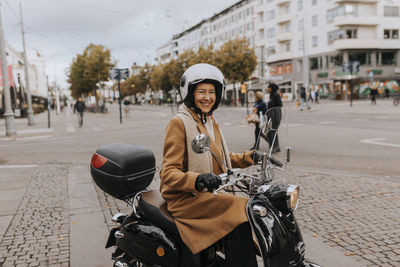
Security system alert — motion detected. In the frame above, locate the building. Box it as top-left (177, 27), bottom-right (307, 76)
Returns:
top-left (0, 42), bottom-right (48, 117)
top-left (157, 0), bottom-right (400, 101)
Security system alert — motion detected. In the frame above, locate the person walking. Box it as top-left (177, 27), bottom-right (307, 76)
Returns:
top-left (123, 97), bottom-right (130, 117)
top-left (250, 91), bottom-right (268, 150)
top-left (160, 63), bottom-right (259, 267)
top-left (370, 87), bottom-right (378, 105)
top-left (266, 83), bottom-right (283, 153)
top-left (73, 97), bottom-right (86, 127)
top-left (299, 87), bottom-right (311, 111)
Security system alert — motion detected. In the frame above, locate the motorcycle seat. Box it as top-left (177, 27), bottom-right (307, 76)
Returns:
top-left (139, 190), bottom-right (180, 238)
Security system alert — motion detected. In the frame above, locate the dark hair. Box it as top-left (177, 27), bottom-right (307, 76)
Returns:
top-left (268, 83), bottom-right (279, 94)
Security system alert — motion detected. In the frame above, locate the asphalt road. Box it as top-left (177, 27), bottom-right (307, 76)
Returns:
top-left (1, 99), bottom-right (399, 182)
top-left (1, 99), bottom-right (399, 266)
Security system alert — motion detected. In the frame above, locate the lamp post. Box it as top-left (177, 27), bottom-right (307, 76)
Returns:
top-left (19, 3), bottom-right (34, 125)
top-left (0, 3), bottom-right (16, 136)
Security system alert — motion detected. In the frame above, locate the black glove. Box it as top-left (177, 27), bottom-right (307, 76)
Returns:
top-left (195, 173), bottom-right (222, 192)
top-left (252, 151), bottom-right (263, 164)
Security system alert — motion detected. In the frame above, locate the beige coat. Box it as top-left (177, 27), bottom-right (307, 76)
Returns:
top-left (160, 107), bottom-right (254, 254)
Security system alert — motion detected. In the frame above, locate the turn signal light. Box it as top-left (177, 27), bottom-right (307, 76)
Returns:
top-left (156, 246), bottom-right (165, 257)
top-left (91, 153), bottom-right (108, 168)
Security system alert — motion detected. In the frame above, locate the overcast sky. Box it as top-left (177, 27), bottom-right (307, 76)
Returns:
top-left (2, 0), bottom-right (238, 88)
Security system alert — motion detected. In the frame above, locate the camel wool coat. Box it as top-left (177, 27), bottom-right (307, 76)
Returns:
top-left (160, 106), bottom-right (254, 254)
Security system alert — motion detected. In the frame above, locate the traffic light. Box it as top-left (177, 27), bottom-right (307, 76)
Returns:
top-left (109, 68), bottom-right (120, 80)
top-left (120, 68), bottom-right (130, 80)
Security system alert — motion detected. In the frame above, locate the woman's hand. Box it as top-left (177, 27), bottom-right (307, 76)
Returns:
top-left (195, 173), bottom-right (222, 192)
top-left (252, 151), bottom-right (263, 164)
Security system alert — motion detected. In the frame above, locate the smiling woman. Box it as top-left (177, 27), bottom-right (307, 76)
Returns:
top-left (193, 83), bottom-right (216, 114)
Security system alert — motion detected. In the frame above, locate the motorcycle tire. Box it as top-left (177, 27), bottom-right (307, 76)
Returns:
top-left (393, 98), bottom-right (399, 107)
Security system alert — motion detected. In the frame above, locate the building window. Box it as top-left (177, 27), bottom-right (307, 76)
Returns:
top-left (346, 29), bottom-right (357, 39)
top-left (384, 29), bottom-right (399, 39)
top-left (266, 10), bottom-right (275, 20)
top-left (312, 0), bottom-right (317, 5)
top-left (247, 23), bottom-right (251, 31)
top-left (285, 42), bottom-right (291, 52)
top-left (330, 54), bottom-right (343, 66)
top-left (312, 15), bottom-right (318, 26)
top-left (298, 0), bottom-right (303, 11)
top-left (298, 19), bottom-right (304, 31)
top-left (298, 39), bottom-right (304, 51)
top-left (284, 22), bottom-right (291, 32)
top-left (267, 28), bottom-right (276, 38)
top-left (328, 29), bottom-right (345, 43)
top-left (384, 6), bottom-right (399, 17)
top-left (312, 36), bottom-right (318, 47)
top-left (310, 57), bottom-right (319, 70)
top-left (381, 52), bottom-right (397, 65)
top-left (348, 51), bottom-right (371, 65)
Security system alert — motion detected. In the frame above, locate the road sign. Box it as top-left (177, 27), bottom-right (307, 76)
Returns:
top-left (109, 68), bottom-right (130, 80)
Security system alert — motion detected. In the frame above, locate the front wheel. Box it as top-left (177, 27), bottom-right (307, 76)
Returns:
top-left (393, 97), bottom-right (399, 107)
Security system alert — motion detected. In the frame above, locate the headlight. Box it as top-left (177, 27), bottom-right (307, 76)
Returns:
top-left (287, 185), bottom-right (299, 211)
top-left (265, 184), bottom-right (300, 213)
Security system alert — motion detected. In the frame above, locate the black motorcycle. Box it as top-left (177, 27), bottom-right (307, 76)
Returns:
top-left (90, 107), bottom-right (320, 267)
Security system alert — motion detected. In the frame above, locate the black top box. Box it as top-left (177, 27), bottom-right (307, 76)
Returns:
top-left (90, 143), bottom-right (156, 200)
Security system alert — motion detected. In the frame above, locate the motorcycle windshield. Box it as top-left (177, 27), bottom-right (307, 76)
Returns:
top-left (256, 106), bottom-right (289, 181)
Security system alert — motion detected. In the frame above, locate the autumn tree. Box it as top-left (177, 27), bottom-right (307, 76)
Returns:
top-left (215, 38), bottom-right (257, 105)
top-left (68, 43), bottom-right (113, 99)
top-left (150, 64), bottom-right (172, 100)
top-left (121, 63), bottom-right (154, 98)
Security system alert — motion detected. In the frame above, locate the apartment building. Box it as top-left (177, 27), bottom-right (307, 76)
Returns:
top-left (0, 42), bottom-right (48, 117)
top-left (157, 0), bottom-right (400, 101)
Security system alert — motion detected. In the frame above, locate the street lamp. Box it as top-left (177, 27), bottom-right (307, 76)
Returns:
top-left (0, 3), bottom-right (16, 136)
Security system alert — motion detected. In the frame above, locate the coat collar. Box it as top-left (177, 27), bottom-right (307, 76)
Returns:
top-left (184, 106), bottom-right (226, 172)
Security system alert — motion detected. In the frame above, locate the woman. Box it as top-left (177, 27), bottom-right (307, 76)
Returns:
top-left (266, 83), bottom-right (283, 153)
top-left (250, 91), bottom-right (267, 150)
top-left (160, 63), bottom-right (258, 266)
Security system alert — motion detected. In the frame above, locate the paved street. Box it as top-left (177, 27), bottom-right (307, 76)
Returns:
top-left (0, 99), bottom-right (399, 266)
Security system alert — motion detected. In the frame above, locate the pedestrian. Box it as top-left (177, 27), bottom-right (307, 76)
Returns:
top-left (250, 91), bottom-right (267, 150)
top-left (73, 97), bottom-right (86, 127)
top-left (384, 87), bottom-right (390, 99)
top-left (370, 87), bottom-right (378, 105)
top-left (315, 88), bottom-right (320, 104)
top-left (300, 87), bottom-right (311, 111)
top-left (123, 97), bottom-right (130, 117)
top-left (310, 89), bottom-right (316, 103)
top-left (266, 83), bottom-right (283, 153)
top-left (160, 63), bottom-right (259, 267)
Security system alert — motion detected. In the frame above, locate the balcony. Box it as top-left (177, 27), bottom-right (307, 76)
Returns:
top-left (334, 0), bottom-right (378, 3)
top-left (333, 15), bottom-right (380, 27)
top-left (276, 33), bottom-right (292, 42)
top-left (276, 13), bottom-right (291, 24)
top-left (276, 0), bottom-right (290, 5)
top-left (267, 51), bottom-right (293, 63)
top-left (333, 38), bottom-right (400, 49)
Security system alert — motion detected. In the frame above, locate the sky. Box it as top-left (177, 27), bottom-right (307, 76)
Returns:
top-left (2, 0), bottom-right (238, 89)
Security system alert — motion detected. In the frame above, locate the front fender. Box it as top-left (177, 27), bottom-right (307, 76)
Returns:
top-left (247, 194), bottom-right (305, 267)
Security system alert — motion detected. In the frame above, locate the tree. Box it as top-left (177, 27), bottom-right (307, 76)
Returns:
top-left (121, 63), bottom-right (154, 97)
top-left (215, 38), bottom-right (257, 105)
top-left (150, 64), bottom-right (172, 100)
top-left (67, 43), bottom-right (113, 99)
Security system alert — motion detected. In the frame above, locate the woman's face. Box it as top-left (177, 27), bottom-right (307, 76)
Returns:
top-left (194, 83), bottom-right (216, 114)
top-left (267, 87), bottom-right (272, 93)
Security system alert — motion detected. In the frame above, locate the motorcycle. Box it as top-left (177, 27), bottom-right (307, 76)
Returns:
top-left (90, 107), bottom-right (320, 267)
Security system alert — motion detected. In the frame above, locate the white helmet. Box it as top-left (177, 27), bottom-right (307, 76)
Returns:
top-left (180, 63), bottom-right (225, 114)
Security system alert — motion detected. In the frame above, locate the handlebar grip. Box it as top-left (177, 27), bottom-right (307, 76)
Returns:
top-left (270, 156), bottom-right (283, 167)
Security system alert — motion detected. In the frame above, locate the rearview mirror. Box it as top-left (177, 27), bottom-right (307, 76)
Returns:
top-left (191, 134), bottom-right (211, 154)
